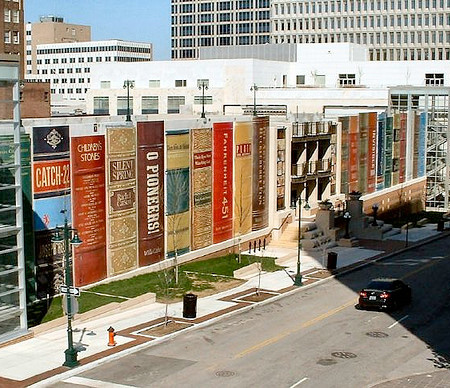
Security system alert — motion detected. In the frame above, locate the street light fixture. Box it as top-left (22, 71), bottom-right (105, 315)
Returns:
top-left (291, 195), bottom-right (311, 286)
top-left (343, 211), bottom-right (351, 239)
top-left (123, 80), bottom-right (134, 123)
top-left (250, 83), bottom-right (258, 116)
top-left (52, 210), bottom-right (82, 368)
top-left (198, 80), bottom-right (208, 119)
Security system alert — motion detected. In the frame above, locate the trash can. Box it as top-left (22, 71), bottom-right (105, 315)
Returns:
top-left (437, 220), bottom-right (444, 231)
top-left (327, 252), bottom-right (338, 270)
top-left (183, 293), bottom-right (197, 318)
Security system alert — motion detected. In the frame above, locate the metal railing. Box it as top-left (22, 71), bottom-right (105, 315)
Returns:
top-left (292, 121), bottom-right (336, 137)
top-left (291, 158), bottom-right (333, 177)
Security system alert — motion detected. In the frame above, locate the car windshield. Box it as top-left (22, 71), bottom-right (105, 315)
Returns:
top-left (366, 280), bottom-right (395, 290)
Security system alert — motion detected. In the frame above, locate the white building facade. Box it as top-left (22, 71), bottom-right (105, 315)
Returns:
top-left (30, 39), bottom-right (152, 103)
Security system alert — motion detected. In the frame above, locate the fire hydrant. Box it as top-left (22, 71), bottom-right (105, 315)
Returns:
top-left (107, 326), bottom-right (116, 347)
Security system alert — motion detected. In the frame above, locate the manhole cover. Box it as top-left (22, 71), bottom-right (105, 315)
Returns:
top-left (317, 358), bottom-right (337, 366)
top-left (366, 331), bottom-right (389, 338)
top-left (331, 351), bottom-right (357, 359)
top-left (215, 371), bottom-right (236, 377)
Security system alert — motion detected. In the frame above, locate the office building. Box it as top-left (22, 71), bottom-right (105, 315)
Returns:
top-left (0, 0), bottom-right (23, 77)
top-left (171, 0), bottom-right (450, 61)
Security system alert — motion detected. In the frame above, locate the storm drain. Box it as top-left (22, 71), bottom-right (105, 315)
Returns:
top-left (366, 331), bottom-right (389, 338)
top-left (331, 351), bottom-right (357, 359)
top-left (317, 358), bottom-right (337, 366)
top-left (215, 371), bottom-right (236, 377)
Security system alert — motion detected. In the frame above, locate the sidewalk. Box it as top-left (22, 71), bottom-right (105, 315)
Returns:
top-left (0, 225), bottom-right (447, 388)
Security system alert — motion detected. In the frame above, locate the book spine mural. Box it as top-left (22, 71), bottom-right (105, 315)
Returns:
top-left (392, 114), bottom-right (400, 186)
top-left (252, 116), bottom-right (269, 230)
top-left (367, 112), bottom-right (377, 193)
top-left (191, 127), bottom-right (212, 250)
top-left (376, 113), bottom-right (386, 191)
top-left (71, 135), bottom-right (107, 286)
top-left (106, 126), bottom-right (138, 276)
top-left (399, 113), bottom-right (407, 183)
top-left (32, 125), bottom-right (70, 298)
top-left (349, 116), bottom-right (359, 192)
top-left (412, 113), bottom-right (420, 178)
top-left (358, 113), bottom-right (368, 193)
top-left (418, 112), bottom-right (427, 177)
top-left (276, 127), bottom-right (286, 210)
top-left (339, 117), bottom-right (350, 194)
top-left (166, 130), bottom-right (190, 257)
top-left (384, 116), bottom-right (393, 188)
top-left (212, 122), bottom-right (233, 244)
top-left (234, 121), bottom-right (253, 236)
top-left (137, 121), bottom-right (165, 266)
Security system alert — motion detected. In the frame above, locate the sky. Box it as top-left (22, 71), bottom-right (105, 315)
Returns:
top-left (25, 0), bottom-right (172, 60)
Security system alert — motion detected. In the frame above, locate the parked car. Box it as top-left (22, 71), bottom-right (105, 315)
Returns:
top-left (357, 278), bottom-right (411, 311)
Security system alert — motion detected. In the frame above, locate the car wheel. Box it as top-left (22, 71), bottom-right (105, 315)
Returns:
top-left (355, 304), bottom-right (362, 310)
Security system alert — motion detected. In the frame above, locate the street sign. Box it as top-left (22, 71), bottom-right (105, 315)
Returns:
top-left (60, 284), bottom-right (81, 297)
top-left (62, 295), bottom-right (79, 316)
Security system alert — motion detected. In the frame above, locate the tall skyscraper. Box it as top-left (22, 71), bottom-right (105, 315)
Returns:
top-left (171, 0), bottom-right (450, 61)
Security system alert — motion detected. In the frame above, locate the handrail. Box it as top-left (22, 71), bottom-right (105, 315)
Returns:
top-left (262, 212), bottom-right (292, 241)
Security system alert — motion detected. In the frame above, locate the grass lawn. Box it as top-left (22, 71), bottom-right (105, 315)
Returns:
top-left (27, 253), bottom-right (283, 327)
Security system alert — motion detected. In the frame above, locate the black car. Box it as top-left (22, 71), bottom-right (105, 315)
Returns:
top-left (357, 278), bottom-right (411, 311)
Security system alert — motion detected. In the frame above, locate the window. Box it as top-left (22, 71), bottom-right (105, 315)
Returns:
top-left (296, 75), bottom-right (305, 86)
top-left (94, 96), bottom-right (109, 114)
top-left (149, 80), bottom-right (160, 87)
top-left (4, 9), bottom-right (10, 22)
top-left (100, 81), bottom-right (111, 88)
top-left (75, 68), bottom-right (82, 73)
top-left (425, 73), bottom-right (444, 85)
top-left (167, 96), bottom-right (185, 114)
top-left (194, 96), bottom-right (213, 104)
top-left (175, 79), bottom-right (187, 87)
top-left (338, 74), bottom-right (356, 86)
top-left (12, 31), bottom-right (19, 44)
top-left (117, 96), bottom-right (133, 115)
top-left (141, 96), bottom-right (159, 114)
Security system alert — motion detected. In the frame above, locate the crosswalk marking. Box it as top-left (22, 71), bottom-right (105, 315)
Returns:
top-left (62, 376), bottom-right (136, 388)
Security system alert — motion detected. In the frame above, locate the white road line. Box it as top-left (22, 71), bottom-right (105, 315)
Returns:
top-left (290, 377), bottom-right (309, 388)
top-left (388, 315), bottom-right (409, 329)
top-left (62, 376), bottom-right (136, 388)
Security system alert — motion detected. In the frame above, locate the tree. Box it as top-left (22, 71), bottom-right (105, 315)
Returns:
top-left (234, 166), bottom-right (252, 263)
top-left (166, 167), bottom-right (190, 284)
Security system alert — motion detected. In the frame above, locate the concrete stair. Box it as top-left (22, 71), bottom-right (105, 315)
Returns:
top-left (362, 217), bottom-right (401, 239)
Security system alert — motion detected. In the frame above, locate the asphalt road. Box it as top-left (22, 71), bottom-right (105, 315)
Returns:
top-left (49, 236), bottom-right (450, 388)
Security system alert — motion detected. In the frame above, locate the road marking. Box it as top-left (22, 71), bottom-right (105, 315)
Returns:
top-left (290, 377), bottom-right (309, 387)
top-left (234, 299), bottom-right (356, 359)
top-left (62, 376), bottom-right (136, 388)
top-left (402, 259), bottom-right (441, 279)
top-left (388, 315), bottom-right (409, 329)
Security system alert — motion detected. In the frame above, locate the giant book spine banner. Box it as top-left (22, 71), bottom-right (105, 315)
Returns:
top-left (412, 113), bottom-right (420, 178)
top-left (0, 134), bottom-right (35, 300)
top-left (32, 125), bottom-right (70, 298)
top-left (339, 117), bottom-right (350, 194)
top-left (367, 112), bottom-right (377, 193)
top-left (276, 127), bottom-right (286, 210)
top-left (212, 122), bottom-right (233, 244)
top-left (384, 116), bottom-right (393, 188)
top-left (71, 135), bottom-right (107, 286)
top-left (358, 113), bottom-right (369, 193)
top-left (106, 126), bottom-right (138, 276)
top-left (349, 116), bottom-right (359, 192)
top-left (137, 121), bottom-right (165, 266)
top-left (166, 130), bottom-right (190, 257)
top-left (418, 112), bottom-right (427, 177)
top-left (399, 113), bottom-right (407, 183)
top-left (392, 114), bottom-right (401, 186)
top-left (234, 121), bottom-right (253, 236)
top-left (376, 113), bottom-right (386, 191)
top-left (252, 116), bottom-right (269, 230)
top-left (191, 127), bottom-right (212, 250)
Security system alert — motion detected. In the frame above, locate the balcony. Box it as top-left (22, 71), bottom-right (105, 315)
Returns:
top-left (291, 158), bottom-right (333, 181)
top-left (292, 121), bottom-right (336, 139)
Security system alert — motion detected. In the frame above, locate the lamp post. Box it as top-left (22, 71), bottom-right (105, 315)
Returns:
top-left (52, 210), bottom-right (82, 368)
top-left (250, 83), bottom-right (258, 116)
top-left (343, 211), bottom-right (351, 239)
top-left (198, 81), bottom-right (208, 119)
top-left (371, 203), bottom-right (379, 226)
top-left (123, 80), bottom-right (134, 123)
top-left (291, 195), bottom-right (311, 286)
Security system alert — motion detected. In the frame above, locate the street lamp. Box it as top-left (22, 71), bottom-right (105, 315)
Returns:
top-left (371, 203), bottom-right (379, 226)
top-left (343, 211), bottom-right (351, 239)
top-left (123, 80), bottom-right (134, 123)
top-left (291, 195), bottom-right (311, 286)
top-left (52, 210), bottom-right (82, 368)
top-left (198, 81), bottom-right (208, 119)
top-left (250, 83), bottom-right (258, 116)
